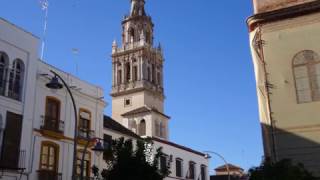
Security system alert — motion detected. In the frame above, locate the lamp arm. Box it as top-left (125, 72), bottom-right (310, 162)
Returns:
top-left (50, 70), bottom-right (78, 180)
top-left (204, 151), bottom-right (230, 180)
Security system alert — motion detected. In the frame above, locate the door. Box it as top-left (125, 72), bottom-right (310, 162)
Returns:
top-left (1, 112), bottom-right (23, 169)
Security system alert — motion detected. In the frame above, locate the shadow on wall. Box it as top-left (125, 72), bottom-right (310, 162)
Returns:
top-left (261, 123), bottom-right (320, 177)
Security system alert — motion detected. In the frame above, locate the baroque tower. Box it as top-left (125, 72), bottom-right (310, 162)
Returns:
top-left (111, 0), bottom-right (169, 140)
top-left (248, 0), bottom-right (320, 176)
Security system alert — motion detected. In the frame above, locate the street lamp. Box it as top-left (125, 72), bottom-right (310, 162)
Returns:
top-left (204, 151), bottom-right (230, 180)
top-left (92, 140), bottom-right (105, 157)
top-left (45, 70), bottom-right (78, 180)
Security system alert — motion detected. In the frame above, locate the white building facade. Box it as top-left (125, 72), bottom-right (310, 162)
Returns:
top-left (0, 0), bottom-right (210, 179)
top-left (0, 18), bottom-right (106, 180)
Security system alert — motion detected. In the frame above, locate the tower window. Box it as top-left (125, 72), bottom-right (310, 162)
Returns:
top-left (152, 64), bottom-right (156, 83)
top-left (133, 66), bottom-right (138, 81)
top-left (293, 50), bottom-right (320, 103)
top-left (117, 70), bottom-right (122, 85)
top-left (157, 72), bottom-right (161, 85)
top-left (126, 62), bottom-right (131, 82)
top-left (138, 119), bottom-right (146, 136)
top-left (147, 67), bottom-right (151, 82)
top-left (124, 98), bottom-right (132, 107)
top-left (129, 28), bottom-right (135, 43)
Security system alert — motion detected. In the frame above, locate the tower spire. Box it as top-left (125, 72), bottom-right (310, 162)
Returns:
top-left (130, 0), bottom-right (146, 17)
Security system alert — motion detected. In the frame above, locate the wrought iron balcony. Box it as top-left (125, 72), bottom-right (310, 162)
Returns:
top-left (78, 128), bottom-right (95, 140)
top-left (41, 116), bottom-right (65, 133)
top-left (37, 170), bottom-right (62, 180)
top-left (0, 147), bottom-right (26, 170)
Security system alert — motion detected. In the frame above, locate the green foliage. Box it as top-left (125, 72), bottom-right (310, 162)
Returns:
top-left (248, 158), bottom-right (317, 180)
top-left (100, 137), bottom-right (171, 180)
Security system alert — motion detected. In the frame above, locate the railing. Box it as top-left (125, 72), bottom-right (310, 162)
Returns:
top-left (74, 176), bottom-right (103, 180)
top-left (41, 116), bottom-right (65, 133)
top-left (37, 170), bottom-right (62, 180)
top-left (78, 128), bottom-right (95, 140)
top-left (0, 146), bottom-right (26, 170)
top-left (114, 42), bottom-right (162, 54)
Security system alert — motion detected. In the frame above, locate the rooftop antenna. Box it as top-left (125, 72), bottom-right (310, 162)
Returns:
top-left (72, 48), bottom-right (79, 76)
top-left (40, 0), bottom-right (49, 60)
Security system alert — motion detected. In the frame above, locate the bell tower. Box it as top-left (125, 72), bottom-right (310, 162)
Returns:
top-left (111, 0), bottom-right (169, 140)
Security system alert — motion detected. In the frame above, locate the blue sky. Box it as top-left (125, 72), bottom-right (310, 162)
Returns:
top-left (1, 0), bottom-right (262, 172)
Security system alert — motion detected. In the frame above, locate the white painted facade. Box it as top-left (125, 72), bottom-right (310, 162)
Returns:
top-left (0, 0), bottom-right (210, 179)
top-left (0, 17), bottom-right (107, 180)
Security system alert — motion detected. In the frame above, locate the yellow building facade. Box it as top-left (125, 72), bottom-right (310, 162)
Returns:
top-left (248, 0), bottom-right (320, 176)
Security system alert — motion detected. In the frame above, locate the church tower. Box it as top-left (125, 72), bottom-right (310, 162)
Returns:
top-left (248, 0), bottom-right (320, 176)
top-left (111, 0), bottom-right (169, 140)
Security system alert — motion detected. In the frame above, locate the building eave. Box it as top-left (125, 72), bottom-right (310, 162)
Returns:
top-left (247, 0), bottom-right (320, 32)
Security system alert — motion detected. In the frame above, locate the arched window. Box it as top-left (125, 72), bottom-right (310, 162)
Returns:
top-left (44, 97), bottom-right (62, 133)
top-left (76, 149), bottom-right (91, 178)
top-left (126, 62), bottom-right (131, 82)
top-left (39, 141), bottom-right (59, 172)
top-left (152, 64), bottom-right (156, 83)
top-left (8, 59), bottom-right (24, 101)
top-left (79, 109), bottom-right (91, 139)
top-left (293, 50), bottom-right (320, 103)
top-left (147, 67), bottom-right (151, 82)
top-left (0, 52), bottom-right (9, 96)
top-left (139, 119), bottom-right (146, 136)
top-left (117, 69), bottom-right (122, 85)
top-left (129, 28), bottom-right (135, 43)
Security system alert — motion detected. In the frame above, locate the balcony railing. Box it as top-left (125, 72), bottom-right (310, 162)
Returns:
top-left (41, 116), bottom-right (64, 133)
top-left (38, 170), bottom-right (62, 180)
top-left (78, 128), bottom-right (95, 140)
top-left (74, 176), bottom-right (103, 180)
top-left (0, 146), bottom-right (26, 170)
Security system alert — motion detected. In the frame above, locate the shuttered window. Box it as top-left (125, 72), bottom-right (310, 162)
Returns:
top-left (293, 50), bottom-right (320, 103)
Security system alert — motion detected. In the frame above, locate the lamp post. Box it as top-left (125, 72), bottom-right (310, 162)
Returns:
top-left (45, 70), bottom-right (78, 180)
top-left (46, 70), bottom-right (106, 180)
top-left (204, 151), bottom-right (230, 180)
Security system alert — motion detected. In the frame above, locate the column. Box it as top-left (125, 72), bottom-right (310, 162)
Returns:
top-left (112, 62), bottom-right (115, 86)
top-left (140, 57), bottom-right (144, 80)
top-left (138, 57), bottom-right (141, 81)
top-left (121, 60), bottom-right (125, 84)
top-left (130, 58), bottom-right (133, 82)
top-left (115, 62), bottom-right (118, 86)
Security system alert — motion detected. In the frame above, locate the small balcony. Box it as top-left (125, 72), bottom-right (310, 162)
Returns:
top-left (37, 170), bottom-right (62, 180)
top-left (78, 128), bottom-right (95, 140)
top-left (41, 116), bottom-right (64, 133)
top-left (0, 147), bottom-right (26, 170)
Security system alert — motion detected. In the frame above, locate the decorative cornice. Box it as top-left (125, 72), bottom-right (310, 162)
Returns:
top-left (247, 0), bottom-right (320, 31)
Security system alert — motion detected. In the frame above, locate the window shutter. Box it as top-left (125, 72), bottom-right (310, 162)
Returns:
top-left (294, 66), bottom-right (312, 103)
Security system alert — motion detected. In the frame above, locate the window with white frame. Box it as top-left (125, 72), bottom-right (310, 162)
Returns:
top-left (293, 50), bottom-right (320, 103)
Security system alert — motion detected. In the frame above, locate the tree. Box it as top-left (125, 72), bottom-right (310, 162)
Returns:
top-left (248, 158), bottom-right (317, 180)
top-left (100, 137), bottom-right (171, 180)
